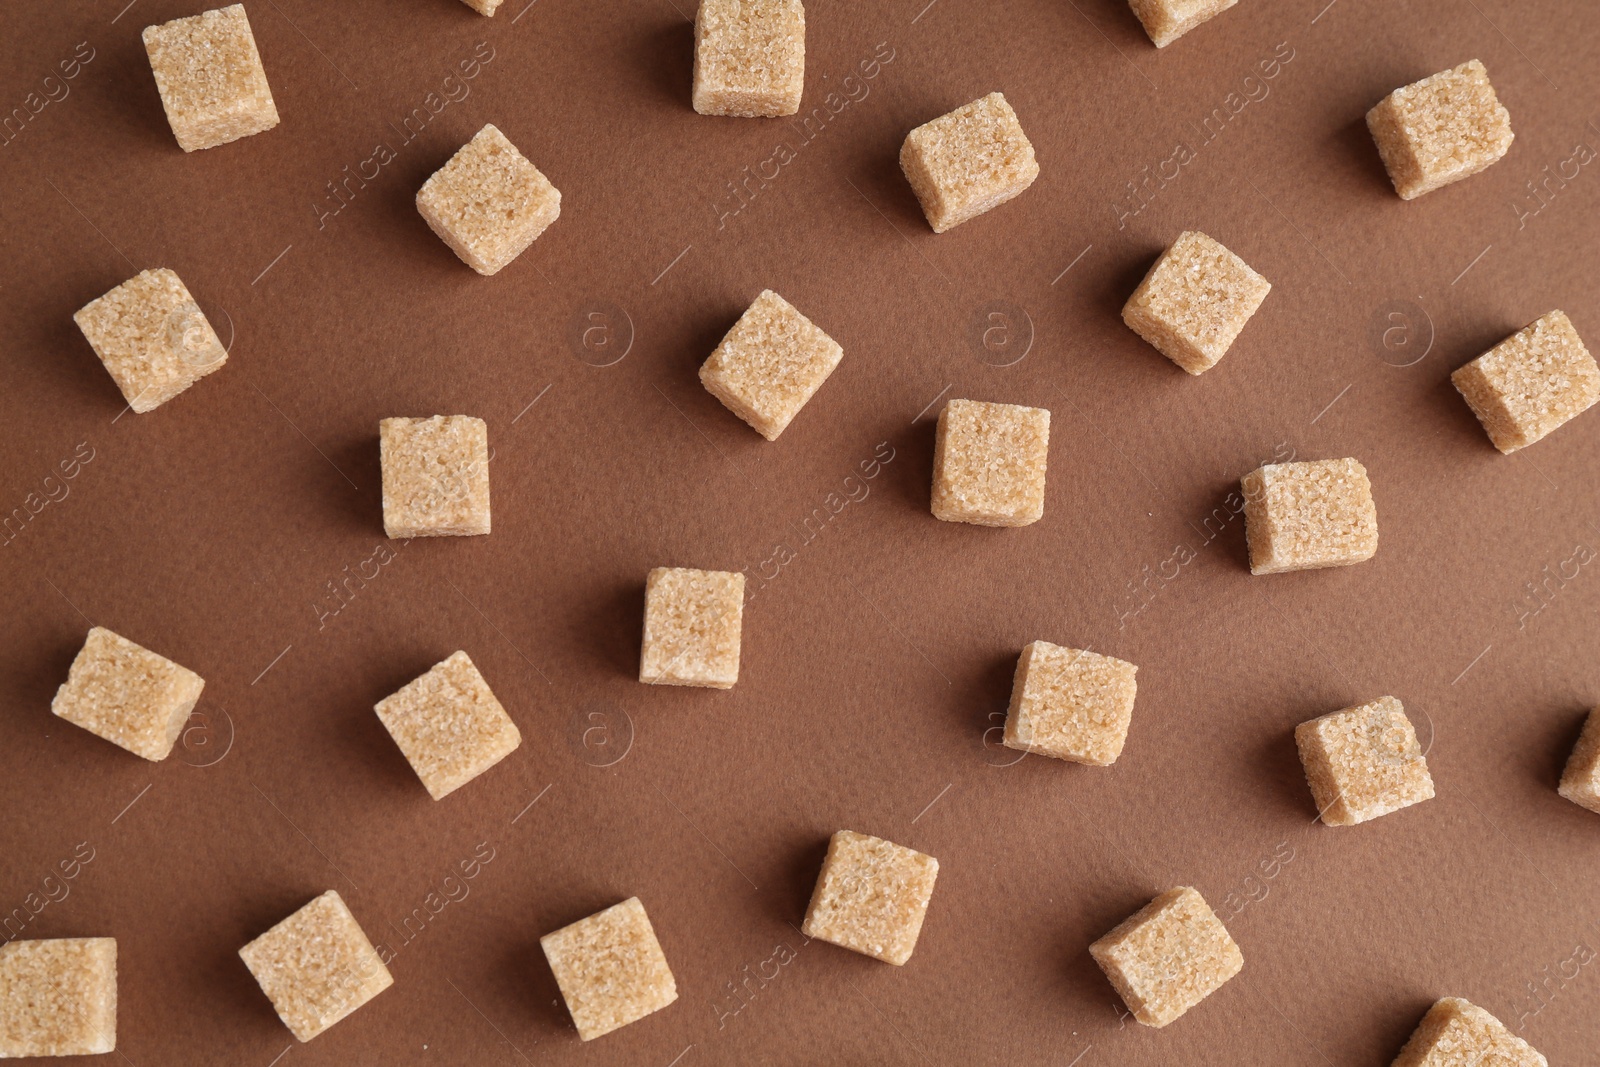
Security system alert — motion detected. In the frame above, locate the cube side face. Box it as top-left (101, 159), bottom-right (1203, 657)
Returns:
top-left (459, 0), bottom-right (504, 13)
top-left (1453, 311), bottom-right (1600, 453)
top-left (1089, 887), bottom-right (1242, 1028)
top-left (1368, 60), bottom-right (1513, 199)
top-left (143, 4), bottom-right (279, 152)
top-left (1296, 697), bottom-right (1434, 826)
top-left (375, 651), bottom-right (521, 800)
top-left (931, 399), bottom-right (1050, 527)
top-left (0, 938), bottom-right (117, 1057)
top-left (239, 891), bottom-right (393, 1043)
top-left (1241, 459), bottom-right (1378, 574)
top-left (1003, 642), bottom-right (1138, 765)
top-left (416, 124), bottom-right (561, 275)
top-left (1393, 998), bottom-right (1547, 1067)
top-left (73, 268), bottom-right (228, 413)
top-left (1558, 709), bottom-right (1600, 814)
top-left (698, 289), bottom-right (843, 440)
top-left (51, 627), bottom-right (204, 761)
top-left (540, 898), bottom-right (678, 1041)
top-left (801, 831), bottom-right (939, 966)
top-left (1127, 0), bottom-right (1238, 48)
top-left (1122, 231), bottom-right (1270, 374)
top-left (379, 416), bottom-right (491, 537)
top-left (640, 568), bottom-right (745, 688)
top-left (900, 92), bottom-right (1038, 232)
top-left (692, 0), bottom-right (806, 117)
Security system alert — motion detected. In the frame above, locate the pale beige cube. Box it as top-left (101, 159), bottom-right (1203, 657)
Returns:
top-left (1241, 458), bottom-right (1378, 575)
top-left (51, 626), bottom-right (205, 761)
top-left (375, 651), bottom-right (520, 800)
top-left (932, 398), bottom-right (1050, 527)
top-left (0, 939), bottom-right (117, 1058)
top-left (416, 124), bottom-right (561, 276)
top-left (640, 567), bottom-right (744, 688)
top-left (1122, 231), bottom-right (1271, 374)
top-left (143, 4), bottom-right (279, 152)
top-left (1296, 696), bottom-right (1434, 826)
top-left (802, 830), bottom-right (939, 966)
top-left (1089, 887), bottom-right (1241, 1028)
top-left (900, 92), bottom-right (1039, 233)
top-left (541, 897), bottom-right (678, 1041)
top-left (699, 289), bottom-right (842, 440)
top-left (1392, 997), bottom-right (1547, 1067)
top-left (1368, 60), bottom-right (1513, 200)
top-left (1452, 311), bottom-right (1600, 453)
top-left (693, 0), bottom-right (805, 118)
top-left (379, 416), bottom-right (490, 538)
top-left (1127, 0), bottom-right (1238, 47)
top-left (458, 0), bottom-right (503, 13)
top-left (1004, 642), bottom-right (1138, 765)
top-left (1558, 708), bottom-right (1600, 815)
top-left (239, 891), bottom-right (393, 1043)
top-left (73, 268), bottom-right (227, 413)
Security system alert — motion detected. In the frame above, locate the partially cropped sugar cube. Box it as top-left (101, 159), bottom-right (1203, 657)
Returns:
top-left (0, 938), bottom-right (117, 1057)
top-left (379, 416), bottom-right (490, 538)
top-left (1122, 231), bottom-right (1271, 375)
top-left (1241, 458), bottom-right (1378, 575)
top-left (931, 398), bottom-right (1050, 527)
top-left (1367, 60), bottom-right (1513, 200)
top-left (375, 650), bottom-right (520, 800)
top-left (900, 92), bottom-right (1039, 233)
top-left (1296, 696), bottom-right (1434, 826)
top-left (1392, 997), bottom-right (1547, 1067)
top-left (416, 124), bottom-right (561, 276)
top-left (1452, 311), bottom-right (1600, 453)
top-left (802, 830), bottom-right (939, 966)
top-left (143, 4), bottom-right (279, 152)
top-left (639, 567), bottom-right (744, 688)
top-left (1127, 0), bottom-right (1238, 47)
top-left (541, 897), bottom-right (678, 1041)
top-left (1004, 642), bottom-right (1138, 766)
top-left (1558, 709), bottom-right (1600, 815)
top-left (458, 0), bottom-right (502, 13)
top-left (74, 268), bottom-right (227, 413)
top-left (239, 891), bottom-right (393, 1043)
top-left (692, 0), bottom-right (805, 118)
top-left (1089, 887), bottom-right (1241, 1028)
top-left (699, 289), bottom-right (843, 440)
top-left (51, 626), bottom-right (205, 761)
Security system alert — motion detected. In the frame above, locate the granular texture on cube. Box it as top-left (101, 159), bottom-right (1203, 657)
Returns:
top-left (1558, 708), bottom-right (1600, 815)
top-left (900, 92), bottom-right (1039, 233)
top-left (639, 567), bottom-right (744, 688)
top-left (379, 416), bottom-right (491, 538)
top-left (1127, 0), bottom-right (1238, 47)
top-left (1004, 642), bottom-right (1138, 766)
top-left (931, 398), bottom-right (1050, 527)
top-left (416, 124), bottom-right (561, 275)
top-left (0, 938), bottom-right (117, 1057)
top-left (1089, 887), bottom-right (1241, 1028)
top-left (52, 626), bottom-right (205, 761)
top-left (375, 651), bottom-right (521, 800)
top-left (1451, 311), bottom-right (1599, 453)
top-left (801, 830), bottom-right (939, 966)
top-left (143, 4), bottom-right (279, 151)
top-left (692, 0), bottom-right (805, 117)
top-left (1122, 231), bottom-right (1271, 374)
top-left (699, 289), bottom-right (843, 440)
top-left (74, 268), bottom-right (228, 413)
top-left (458, 0), bottom-right (503, 13)
top-left (1295, 696), bottom-right (1434, 826)
top-left (1392, 997), bottom-right (1547, 1067)
top-left (239, 891), bottom-right (393, 1043)
top-left (1241, 458), bottom-right (1378, 575)
top-left (1367, 60), bottom-right (1513, 200)
top-left (540, 897), bottom-right (678, 1041)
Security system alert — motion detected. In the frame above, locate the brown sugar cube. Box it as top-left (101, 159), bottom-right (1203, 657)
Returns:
top-left (1392, 997), bottom-right (1547, 1067)
top-left (239, 891), bottom-right (393, 1043)
top-left (931, 398), bottom-right (1050, 527)
top-left (1295, 696), bottom-right (1434, 826)
top-left (1558, 708), bottom-right (1600, 815)
top-left (802, 830), bottom-right (939, 966)
top-left (379, 416), bottom-right (490, 538)
top-left (699, 289), bottom-right (843, 440)
top-left (1003, 642), bottom-right (1138, 766)
top-left (374, 651), bottom-right (521, 800)
top-left (0, 938), bottom-right (117, 1057)
top-left (458, 0), bottom-right (502, 13)
top-left (1451, 311), bottom-right (1600, 453)
top-left (1127, 0), bottom-right (1238, 47)
top-left (416, 124), bottom-right (561, 276)
top-left (1089, 887), bottom-right (1242, 1028)
top-left (1241, 458), bottom-right (1378, 575)
top-left (639, 567), bottom-right (744, 688)
top-left (540, 897), bottom-right (678, 1041)
top-left (1367, 60), bottom-right (1513, 200)
top-left (692, 0), bottom-right (805, 118)
top-left (1122, 231), bottom-right (1271, 375)
top-left (143, 4), bottom-right (279, 152)
top-left (73, 268), bottom-right (228, 413)
top-left (900, 92), bottom-right (1039, 233)
top-left (51, 626), bottom-right (205, 761)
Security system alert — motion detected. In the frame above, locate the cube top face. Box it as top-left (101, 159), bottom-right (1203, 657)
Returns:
top-left (801, 830), bottom-right (939, 966)
top-left (416, 124), bottom-right (561, 276)
top-left (1128, 0), bottom-right (1239, 48)
top-left (1558, 709), bottom-right (1600, 815)
top-left (375, 651), bottom-right (521, 800)
top-left (1452, 311), bottom-right (1600, 453)
top-left (1295, 696), bottom-right (1434, 826)
top-left (932, 398), bottom-right (1051, 527)
top-left (239, 890), bottom-right (394, 1043)
top-left (143, 4), bottom-right (279, 152)
top-left (379, 415), bottom-right (491, 538)
top-left (51, 626), bottom-right (205, 761)
top-left (693, 0), bottom-right (806, 117)
top-left (1122, 231), bottom-right (1271, 375)
top-left (900, 92), bottom-right (1039, 233)
top-left (1367, 60), bottom-right (1513, 200)
top-left (1089, 887), bottom-right (1242, 1028)
top-left (73, 268), bottom-right (228, 413)
top-left (640, 567), bottom-right (745, 688)
top-left (1241, 458), bottom-right (1378, 575)
top-left (1004, 642), bottom-right (1138, 766)
top-left (540, 897), bottom-right (678, 1041)
top-left (698, 289), bottom-right (843, 440)
top-left (1393, 997), bottom-right (1547, 1067)
top-left (0, 938), bottom-right (117, 1058)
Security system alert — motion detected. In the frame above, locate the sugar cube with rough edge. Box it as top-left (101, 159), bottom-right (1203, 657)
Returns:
top-left (639, 567), bottom-right (744, 688)
top-left (540, 897), bottom-right (678, 1041)
top-left (239, 891), bottom-right (393, 1043)
top-left (1295, 696), bottom-right (1434, 826)
top-left (931, 398), bottom-right (1050, 527)
top-left (1122, 231), bottom-right (1271, 375)
top-left (1089, 887), bottom-right (1242, 1028)
top-left (379, 416), bottom-right (490, 538)
top-left (1367, 60), bottom-right (1513, 200)
top-left (699, 289), bottom-right (843, 440)
top-left (142, 4), bottom-right (279, 152)
top-left (73, 268), bottom-right (228, 413)
top-left (1451, 311), bottom-right (1600, 454)
top-left (374, 650), bottom-right (520, 800)
top-left (458, 0), bottom-right (503, 13)
top-left (416, 124), bottom-right (561, 276)
top-left (1558, 708), bottom-right (1600, 815)
top-left (900, 92), bottom-right (1039, 233)
top-left (1003, 642), bottom-right (1138, 766)
top-left (1241, 458), bottom-right (1378, 575)
top-left (1392, 997), bottom-right (1547, 1067)
top-left (801, 830), bottom-right (939, 966)
top-left (1127, 0), bottom-right (1238, 47)
top-left (0, 938), bottom-right (117, 1057)
top-left (51, 626), bottom-right (205, 761)
top-left (692, 0), bottom-right (805, 118)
